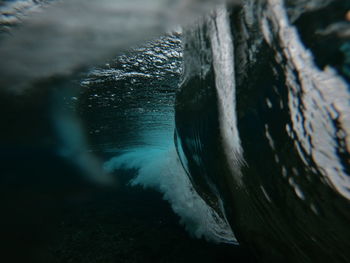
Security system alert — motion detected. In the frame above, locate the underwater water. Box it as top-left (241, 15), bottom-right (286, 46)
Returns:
top-left (176, 1), bottom-right (350, 262)
top-left (75, 33), bottom-right (233, 243)
top-left (0, 0), bottom-right (350, 262)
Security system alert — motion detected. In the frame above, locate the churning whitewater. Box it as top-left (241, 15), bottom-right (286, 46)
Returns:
top-left (103, 141), bottom-right (237, 244)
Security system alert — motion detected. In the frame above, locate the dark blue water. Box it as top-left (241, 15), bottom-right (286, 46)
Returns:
top-left (0, 0), bottom-right (350, 262)
top-left (176, 1), bottom-right (350, 262)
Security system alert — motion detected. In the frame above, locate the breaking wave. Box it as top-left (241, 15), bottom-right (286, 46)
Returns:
top-left (103, 141), bottom-right (237, 244)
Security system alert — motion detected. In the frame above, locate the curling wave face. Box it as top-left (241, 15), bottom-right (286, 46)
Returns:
top-left (175, 0), bottom-right (350, 262)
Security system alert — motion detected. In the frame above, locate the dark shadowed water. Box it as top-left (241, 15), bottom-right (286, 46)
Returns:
top-left (0, 0), bottom-right (350, 263)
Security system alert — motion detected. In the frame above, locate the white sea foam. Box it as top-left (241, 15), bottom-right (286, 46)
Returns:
top-left (103, 141), bottom-right (237, 244)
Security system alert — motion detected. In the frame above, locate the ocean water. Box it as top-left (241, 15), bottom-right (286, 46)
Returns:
top-left (177, 1), bottom-right (350, 262)
top-left (76, 32), bottom-right (235, 244)
top-left (0, 0), bottom-right (350, 262)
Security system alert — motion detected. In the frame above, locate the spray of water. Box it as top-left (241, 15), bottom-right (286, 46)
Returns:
top-left (103, 142), bottom-right (237, 244)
